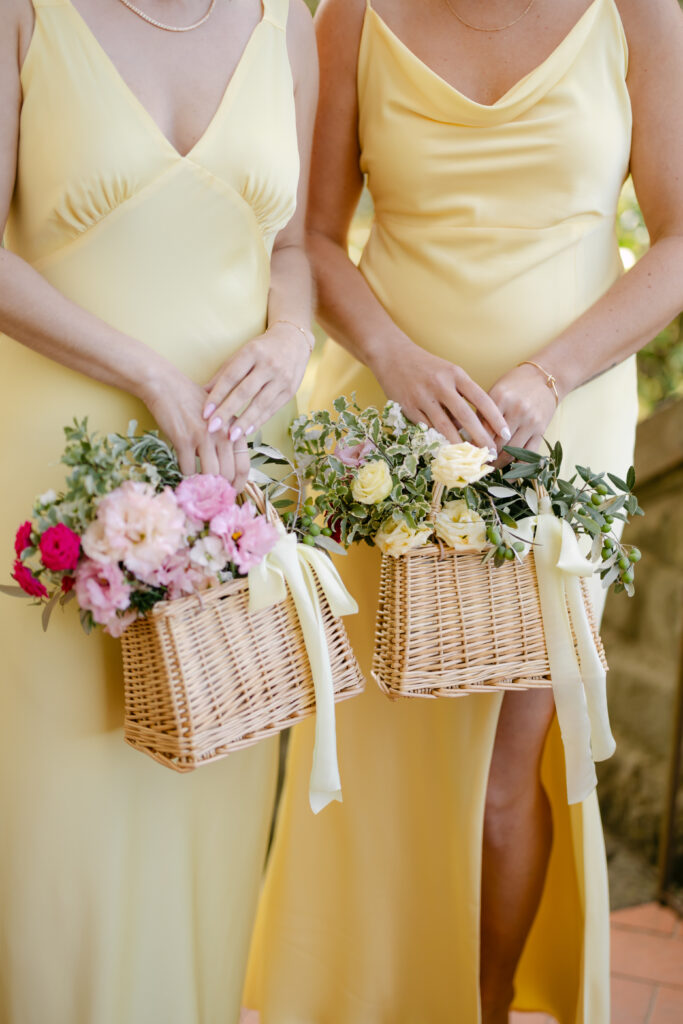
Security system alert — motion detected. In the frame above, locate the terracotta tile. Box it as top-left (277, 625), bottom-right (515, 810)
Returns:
top-left (610, 976), bottom-right (655, 1024)
top-left (650, 986), bottom-right (683, 1024)
top-left (611, 927), bottom-right (683, 987)
top-left (612, 903), bottom-right (679, 937)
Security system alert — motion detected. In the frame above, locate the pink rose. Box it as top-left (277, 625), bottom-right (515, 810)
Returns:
top-left (334, 439), bottom-right (374, 468)
top-left (12, 559), bottom-right (48, 598)
top-left (175, 474), bottom-right (236, 523)
top-left (39, 523), bottom-right (81, 571)
top-left (210, 503), bottom-right (277, 575)
top-left (14, 521), bottom-right (33, 557)
top-left (75, 558), bottom-right (132, 625)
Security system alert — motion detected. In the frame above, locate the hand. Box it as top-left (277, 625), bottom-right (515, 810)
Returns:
top-left (201, 322), bottom-right (312, 443)
top-left (370, 337), bottom-right (509, 453)
top-left (488, 363), bottom-right (560, 465)
top-left (140, 367), bottom-right (249, 488)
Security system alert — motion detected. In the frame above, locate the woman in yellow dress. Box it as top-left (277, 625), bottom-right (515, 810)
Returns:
top-left (0, 1), bottom-right (316, 1022)
top-left (247, 1), bottom-right (683, 1021)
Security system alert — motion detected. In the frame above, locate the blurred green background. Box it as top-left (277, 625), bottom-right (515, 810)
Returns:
top-left (302, 0), bottom-right (683, 418)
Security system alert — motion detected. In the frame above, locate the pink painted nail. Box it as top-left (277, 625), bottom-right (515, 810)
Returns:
top-left (229, 426), bottom-right (242, 442)
top-left (245, 425), bottom-right (254, 437)
top-left (501, 426), bottom-right (512, 442)
top-left (203, 402), bottom-right (216, 421)
top-left (208, 416), bottom-right (223, 434)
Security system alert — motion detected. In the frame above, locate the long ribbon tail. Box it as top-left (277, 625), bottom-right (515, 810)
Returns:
top-left (564, 574), bottom-right (615, 762)
top-left (534, 512), bottom-right (597, 804)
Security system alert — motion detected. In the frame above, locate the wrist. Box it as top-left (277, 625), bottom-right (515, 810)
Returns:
top-left (366, 330), bottom-right (415, 378)
top-left (134, 359), bottom-right (182, 407)
top-left (268, 318), bottom-right (315, 354)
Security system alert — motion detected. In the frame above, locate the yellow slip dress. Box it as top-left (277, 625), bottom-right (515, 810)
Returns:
top-left (0, 2), bottom-right (298, 1022)
top-left (246, 1), bottom-right (637, 1021)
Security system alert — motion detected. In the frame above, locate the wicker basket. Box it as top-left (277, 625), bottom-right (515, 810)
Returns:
top-left (372, 487), bottom-right (606, 698)
top-left (121, 485), bottom-right (364, 771)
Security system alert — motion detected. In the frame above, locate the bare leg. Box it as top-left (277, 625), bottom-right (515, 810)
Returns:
top-left (480, 689), bottom-right (556, 1024)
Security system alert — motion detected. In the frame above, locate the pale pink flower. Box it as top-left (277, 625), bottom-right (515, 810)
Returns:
top-left (75, 558), bottom-right (132, 625)
top-left (103, 608), bottom-right (139, 638)
top-left (146, 549), bottom-right (211, 601)
top-left (334, 439), bottom-right (374, 468)
top-left (210, 503), bottom-right (277, 575)
top-left (175, 474), bottom-right (236, 524)
top-left (188, 535), bottom-right (228, 573)
top-left (83, 481), bottom-right (186, 579)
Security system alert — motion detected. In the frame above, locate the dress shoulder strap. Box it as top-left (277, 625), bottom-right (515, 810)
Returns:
top-left (262, 0), bottom-right (290, 31)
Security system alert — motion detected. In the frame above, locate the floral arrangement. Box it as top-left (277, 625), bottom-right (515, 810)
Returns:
top-left (3, 421), bottom-right (278, 636)
top-left (291, 396), bottom-right (643, 596)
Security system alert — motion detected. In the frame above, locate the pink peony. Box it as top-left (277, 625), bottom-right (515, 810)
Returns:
top-left (334, 439), bottom-right (374, 468)
top-left (14, 521), bottom-right (33, 557)
top-left (39, 523), bottom-right (81, 571)
top-left (210, 503), bottom-right (278, 575)
top-left (175, 474), bottom-right (236, 523)
top-left (148, 549), bottom-right (213, 601)
top-left (75, 558), bottom-right (132, 625)
top-left (12, 559), bottom-right (48, 598)
top-left (82, 481), bottom-right (186, 579)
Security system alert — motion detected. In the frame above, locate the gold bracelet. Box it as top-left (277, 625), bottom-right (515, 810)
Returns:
top-left (519, 360), bottom-right (560, 406)
top-left (271, 319), bottom-right (315, 353)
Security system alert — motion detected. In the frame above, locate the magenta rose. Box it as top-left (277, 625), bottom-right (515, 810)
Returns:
top-left (14, 521), bottom-right (33, 557)
top-left (39, 523), bottom-right (81, 572)
top-left (12, 559), bottom-right (48, 598)
top-left (175, 474), bottom-right (236, 524)
top-left (75, 558), bottom-right (132, 625)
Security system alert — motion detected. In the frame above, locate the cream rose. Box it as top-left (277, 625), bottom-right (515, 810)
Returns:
top-left (434, 500), bottom-right (488, 552)
top-left (351, 459), bottom-right (393, 504)
top-left (374, 518), bottom-right (433, 557)
top-left (431, 442), bottom-right (493, 489)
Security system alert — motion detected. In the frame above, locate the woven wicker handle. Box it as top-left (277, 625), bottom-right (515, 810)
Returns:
top-left (241, 479), bottom-right (281, 527)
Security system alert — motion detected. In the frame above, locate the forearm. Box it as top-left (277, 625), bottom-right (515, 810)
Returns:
top-left (0, 248), bottom-right (180, 401)
top-left (536, 235), bottom-right (683, 397)
top-left (308, 229), bottom-right (411, 372)
top-left (267, 242), bottom-right (315, 339)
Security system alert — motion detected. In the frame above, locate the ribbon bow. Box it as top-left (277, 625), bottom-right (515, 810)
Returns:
top-left (248, 525), bottom-right (358, 813)
top-left (514, 496), bottom-right (615, 805)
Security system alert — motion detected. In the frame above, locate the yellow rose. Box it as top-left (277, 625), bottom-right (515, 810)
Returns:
top-left (434, 499), bottom-right (488, 552)
top-left (431, 442), bottom-right (493, 489)
top-left (375, 518), bottom-right (433, 557)
top-left (351, 459), bottom-right (393, 504)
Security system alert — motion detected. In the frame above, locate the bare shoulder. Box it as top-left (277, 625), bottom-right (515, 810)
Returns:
top-left (614, 0), bottom-right (683, 66)
top-left (1, 0), bottom-right (34, 68)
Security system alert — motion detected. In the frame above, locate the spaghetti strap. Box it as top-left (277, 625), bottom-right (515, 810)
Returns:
top-left (262, 0), bottom-right (289, 31)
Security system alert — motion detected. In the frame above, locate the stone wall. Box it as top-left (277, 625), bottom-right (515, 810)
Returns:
top-left (598, 398), bottom-right (683, 889)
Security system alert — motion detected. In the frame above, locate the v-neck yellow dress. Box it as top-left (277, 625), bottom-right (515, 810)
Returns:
top-left (0, 2), bottom-right (298, 1022)
top-left (246, 1), bottom-right (637, 1022)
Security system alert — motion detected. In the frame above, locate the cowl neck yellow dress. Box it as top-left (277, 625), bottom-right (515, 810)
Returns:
top-left (0, 2), bottom-right (298, 1022)
top-left (247, 1), bottom-right (637, 1021)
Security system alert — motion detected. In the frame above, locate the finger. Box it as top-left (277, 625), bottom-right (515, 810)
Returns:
top-left (497, 427), bottom-right (533, 467)
top-left (229, 382), bottom-right (285, 439)
top-left (209, 369), bottom-right (268, 440)
top-left (216, 439), bottom-right (236, 484)
top-left (203, 348), bottom-right (257, 420)
top-left (442, 394), bottom-right (496, 452)
top-left (176, 442), bottom-right (197, 477)
top-left (197, 437), bottom-right (220, 477)
top-left (418, 399), bottom-right (461, 443)
top-left (232, 446), bottom-right (250, 494)
top-left (457, 372), bottom-right (510, 441)
top-left (526, 434), bottom-right (544, 455)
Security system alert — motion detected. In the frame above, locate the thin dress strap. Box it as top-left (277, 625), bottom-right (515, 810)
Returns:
top-left (262, 0), bottom-right (290, 31)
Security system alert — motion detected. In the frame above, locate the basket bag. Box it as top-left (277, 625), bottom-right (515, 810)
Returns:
top-left (122, 484), bottom-right (364, 775)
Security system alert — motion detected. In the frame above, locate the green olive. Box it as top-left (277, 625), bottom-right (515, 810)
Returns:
top-left (591, 493), bottom-right (602, 506)
top-left (504, 548), bottom-right (515, 560)
top-left (301, 516), bottom-right (311, 528)
top-left (600, 523), bottom-right (611, 534)
top-left (601, 547), bottom-right (612, 560)
top-left (322, 527), bottom-right (332, 537)
top-left (597, 484), bottom-right (609, 495)
top-left (603, 537), bottom-right (614, 549)
top-left (628, 548), bottom-right (642, 562)
top-left (622, 569), bottom-right (634, 584)
top-left (618, 556), bottom-right (629, 571)
top-left (302, 534), bottom-right (316, 546)
top-left (513, 542), bottom-right (525, 553)
top-left (488, 527), bottom-right (502, 546)
top-left (605, 515), bottom-right (614, 524)
top-left (308, 523), bottom-right (321, 536)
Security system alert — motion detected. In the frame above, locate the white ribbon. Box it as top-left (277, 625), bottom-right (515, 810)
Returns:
top-left (513, 497), bottom-right (615, 805)
top-left (248, 525), bottom-right (358, 813)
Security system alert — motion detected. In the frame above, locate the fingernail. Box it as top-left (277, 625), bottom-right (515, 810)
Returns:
top-left (203, 403), bottom-right (216, 421)
top-left (488, 447), bottom-right (498, 461)
top-left (245, 425), bottom-right (254, 437)
top-left (229, 426), bottom-right (242, 442)
top-left (501, 427), bottom-right (512, 442)
top-left (208, 416), bottom-right (223, 434)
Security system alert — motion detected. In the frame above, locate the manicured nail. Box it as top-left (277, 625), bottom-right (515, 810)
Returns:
top-left (203, 403), bottom-right (216, 421)
top-left (501, 426), bottom-right (512, 442)
top-left (488, 447), bottom-right (498, 462)
top-left (245, 425), bottom-right (254, 437)
top-left (208, 416), bottom-right (223, 434)
top-left (229, 426), bottom-right (242, 442)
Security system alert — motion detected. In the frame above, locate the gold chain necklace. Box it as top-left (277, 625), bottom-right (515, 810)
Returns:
top-left (116, 0), bottom-right (217, 33)
top-left (443, 0), bottom-right (537, 33)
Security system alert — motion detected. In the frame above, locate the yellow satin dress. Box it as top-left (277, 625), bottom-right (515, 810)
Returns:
top-left (0, 2), bottom-right (298, 1022)
top-left (247, 1), bottom-right (638, 1021)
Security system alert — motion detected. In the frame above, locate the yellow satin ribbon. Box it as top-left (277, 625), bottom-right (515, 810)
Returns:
top-left (514, 497), bottom-right (615, 805)
top-left (248, 525), bottom-right (358, 814)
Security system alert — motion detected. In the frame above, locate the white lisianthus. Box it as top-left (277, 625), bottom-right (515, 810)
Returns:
top-left (384, 401), bottom-right (406, 434)
top-left (434, 500), bottom-right (488, 552)
top-left (431, 442), bottom-right (493, 489)
top-left (374, 517), bottom-right (433, 557)
top-left (189, 535), bottom-right (228, 570)
top-left (351, 459), bottom-right (393, 504)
